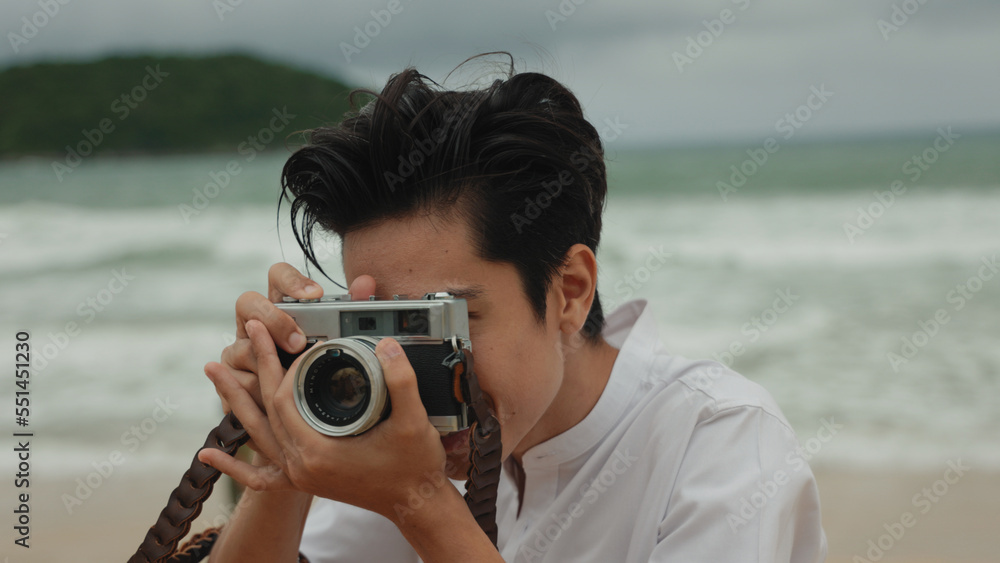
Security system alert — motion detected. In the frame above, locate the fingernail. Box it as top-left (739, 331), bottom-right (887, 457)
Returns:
top-left (378, 339), bottom-right (403, 360)
top-left (304, 283), bottom-right (322, 295)
top-left (288, 331), bottom-right (306, 351)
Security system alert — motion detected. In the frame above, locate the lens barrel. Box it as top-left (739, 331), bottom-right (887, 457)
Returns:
top-left (292, 337), bottom-right (388, 436)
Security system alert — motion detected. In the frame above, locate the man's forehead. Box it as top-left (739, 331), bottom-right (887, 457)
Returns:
top-left (340, 214), bottom-right (486, 299)
top-left (348, 279), bottom-right (486, 302)
top-left (340, 249), bottom-right (487, 301)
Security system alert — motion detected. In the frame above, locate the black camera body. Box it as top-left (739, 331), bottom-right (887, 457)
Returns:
top-left (276, 293), bottom-right (471, 436)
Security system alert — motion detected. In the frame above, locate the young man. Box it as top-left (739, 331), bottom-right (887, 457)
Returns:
top-left (198, 62), bottom-right (827, 562)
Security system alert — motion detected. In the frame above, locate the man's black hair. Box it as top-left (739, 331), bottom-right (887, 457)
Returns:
top-left (281, 55), bottom-right (608, 342)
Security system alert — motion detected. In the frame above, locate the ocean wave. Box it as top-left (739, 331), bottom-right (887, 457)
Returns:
top-left (3, 174), bottom-right (999, 475)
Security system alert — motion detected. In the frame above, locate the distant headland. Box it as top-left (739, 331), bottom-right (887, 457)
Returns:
top-left (0, 54), bottom-right (357, 157)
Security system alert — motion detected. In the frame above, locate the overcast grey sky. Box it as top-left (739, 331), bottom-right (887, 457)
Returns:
top-left (3, 0), bottom-right (999, 146)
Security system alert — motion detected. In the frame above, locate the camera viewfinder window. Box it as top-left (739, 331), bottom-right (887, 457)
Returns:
top-left (396, 310), bottom-right (429, 335)
top-left (341, 311), bottom-right (394, 337)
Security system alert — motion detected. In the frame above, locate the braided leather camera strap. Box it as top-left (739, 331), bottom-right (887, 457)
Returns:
top-left (127, 411), bottom-right (251, 563)
top-left (458, 350), bottom-right (503, 546)
top-left (130, 355), bottom-right (502, 561)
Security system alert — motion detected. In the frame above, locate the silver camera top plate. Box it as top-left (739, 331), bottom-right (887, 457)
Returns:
top-left (276, 293), bottom-right (470, 344)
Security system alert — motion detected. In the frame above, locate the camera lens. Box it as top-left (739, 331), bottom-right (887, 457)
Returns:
top-left (306, 353), bottom-right (371, 425)
top-left (293, 338), bottom-right (388, 436)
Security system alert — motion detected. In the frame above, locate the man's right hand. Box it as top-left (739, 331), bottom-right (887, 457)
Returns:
top-left (213, 262), bottom-right (378, 412)
top-left (201, 265), bottom-right (378, 563)
top-left (214, 263), bottom-right (323, 412)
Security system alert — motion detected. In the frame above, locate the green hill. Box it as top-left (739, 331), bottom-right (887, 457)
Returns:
top-left (0, 54), bottom-right (357, 156)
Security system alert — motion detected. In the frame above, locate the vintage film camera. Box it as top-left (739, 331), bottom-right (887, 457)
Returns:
top-left (276, 293), bottom-right (471, 436)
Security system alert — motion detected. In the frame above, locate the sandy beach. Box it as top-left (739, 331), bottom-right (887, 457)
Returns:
top-left (7, 467), bottom-right (996, 562)
top-left (19, 470), bottom-right (240, 562)
top-left (816, 468), bottom-right (999, 563)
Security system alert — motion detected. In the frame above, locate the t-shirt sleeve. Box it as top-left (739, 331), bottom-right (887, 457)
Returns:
top-left (648, 405), bottom-right (827, 562)
top-left (298, 497), bottom-right (420, 563)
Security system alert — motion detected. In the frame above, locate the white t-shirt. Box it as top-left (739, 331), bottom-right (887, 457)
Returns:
top-left (299, 300), bottom-right (827, 562)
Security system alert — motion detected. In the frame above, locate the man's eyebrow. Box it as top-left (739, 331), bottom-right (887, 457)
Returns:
top-left (444, 285), bottom-right (486, 300)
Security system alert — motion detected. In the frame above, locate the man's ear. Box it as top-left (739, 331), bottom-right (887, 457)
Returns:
top-left (554, 244), bottom-right (598, 335)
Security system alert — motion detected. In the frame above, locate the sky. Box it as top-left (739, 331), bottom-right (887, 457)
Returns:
top-left (3, 0), bottom-right (999, 146)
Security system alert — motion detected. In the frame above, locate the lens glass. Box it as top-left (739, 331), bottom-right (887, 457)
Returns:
top-left (305, 349), bottom-right (371, 426)
top-left (328, 365), bottom-right (366, 409)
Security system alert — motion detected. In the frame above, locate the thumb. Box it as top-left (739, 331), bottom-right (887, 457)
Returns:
top-left (347, 274), bottom-right (377, 300)
top-left (375, 338), bottom-right (427, 424)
